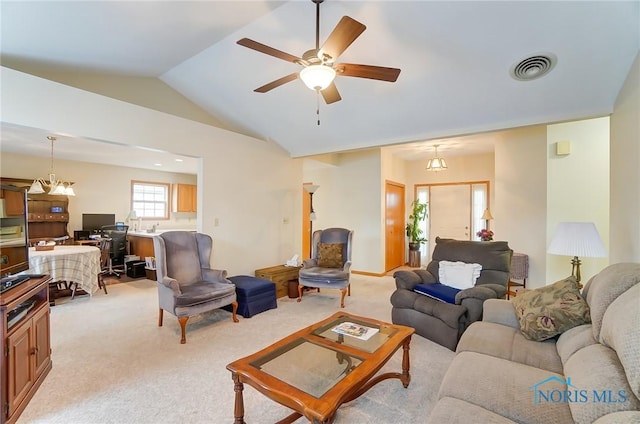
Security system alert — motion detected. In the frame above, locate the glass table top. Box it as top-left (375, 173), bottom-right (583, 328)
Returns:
top-left (249, 315), bottom-right (399, 398)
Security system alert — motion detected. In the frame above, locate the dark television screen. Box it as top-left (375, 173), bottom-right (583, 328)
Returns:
top-left (0, 185), bottom-right (30, 283)
top-left (82, 213), bottom-right (116, 233)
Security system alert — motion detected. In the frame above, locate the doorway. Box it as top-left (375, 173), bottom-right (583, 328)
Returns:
top-left (416, 181), bottom-right (489, 261)
top-left (384, 181), bottom-right (405, 272)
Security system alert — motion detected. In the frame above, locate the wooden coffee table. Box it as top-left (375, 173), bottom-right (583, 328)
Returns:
top-left (226, 312), bottom-right (414, 423)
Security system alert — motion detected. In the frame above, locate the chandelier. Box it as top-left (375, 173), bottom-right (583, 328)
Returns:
top-left (28, 136), bottom-right (76, 196)
top-left (425, 144), bottom-right (448, 172)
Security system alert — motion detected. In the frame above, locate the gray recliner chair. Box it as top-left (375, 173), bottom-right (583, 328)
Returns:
top-left (153, 231), bottom-right (238, 344)
top-left (298, 228), bottom-right (354, 308)
top-left (391, 237), bottom-right (512, 350)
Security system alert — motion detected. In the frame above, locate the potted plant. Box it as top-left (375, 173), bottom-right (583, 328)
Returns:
top-left (405, 200), bottom-right (428, 251)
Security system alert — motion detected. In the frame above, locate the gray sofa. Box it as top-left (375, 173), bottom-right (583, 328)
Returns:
top-left (391, 237), bottom-right (512, 350)
top-left (428, 263), bottom-right (640, 424)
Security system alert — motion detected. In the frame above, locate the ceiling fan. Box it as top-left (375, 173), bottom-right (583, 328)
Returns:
top-left (237, 0), bottom-right (401, 105)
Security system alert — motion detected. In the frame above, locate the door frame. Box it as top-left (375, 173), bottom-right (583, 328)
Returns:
top-left (384, 180), bottom-right (405, 272)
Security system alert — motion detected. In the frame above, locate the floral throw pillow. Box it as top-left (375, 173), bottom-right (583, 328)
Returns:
top-left (317, 243), bottom-right (345, 268)
top-left (513, 276), bottom-right (591, 341)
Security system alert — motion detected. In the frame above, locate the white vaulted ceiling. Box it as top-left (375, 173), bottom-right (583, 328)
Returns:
top-left (1, 1), bottom-right (638, 170)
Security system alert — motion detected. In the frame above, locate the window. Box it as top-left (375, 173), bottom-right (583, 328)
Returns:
top-left (131, 181), bottom-right (169, 219)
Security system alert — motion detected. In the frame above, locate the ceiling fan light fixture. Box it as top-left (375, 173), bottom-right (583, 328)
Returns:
top-left (300, 65), bottom-right (336, 90)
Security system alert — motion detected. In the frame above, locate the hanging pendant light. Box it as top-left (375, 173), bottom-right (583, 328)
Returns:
top-left (28, 136), bottom-right (76, 196)
top-left (425, 144), bottom-right (448, 171)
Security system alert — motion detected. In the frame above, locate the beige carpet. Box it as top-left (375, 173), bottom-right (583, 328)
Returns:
top-left (18, 274), bottom-right (454, 424)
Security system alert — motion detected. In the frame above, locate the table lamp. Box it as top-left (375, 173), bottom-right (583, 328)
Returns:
top-left (547, 222), bottom-right (607, 285)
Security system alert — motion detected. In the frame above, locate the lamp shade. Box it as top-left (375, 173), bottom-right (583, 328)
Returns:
top-left (481, 209), bottom-right (494, 220)
top-left (303, 184), bottom-right (319, 194)
top-left (548, 222), bottom-right (607, 258)
top-left (28, 180), bottom-right (45, 194)
top-left (300, 65), bottom-right (336, 91)
top-left (426, 157), bottom-right (448, 171)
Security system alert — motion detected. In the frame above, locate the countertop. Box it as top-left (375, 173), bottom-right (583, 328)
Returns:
top-left (127, 229), bottom-right (195, 238)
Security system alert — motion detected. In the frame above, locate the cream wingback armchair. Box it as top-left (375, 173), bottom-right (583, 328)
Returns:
top-left (298, 228), bottom-right (354, 308)
top-left (153, 231), bottom-right (238, 344)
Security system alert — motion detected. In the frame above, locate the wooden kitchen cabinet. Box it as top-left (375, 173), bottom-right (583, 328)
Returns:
top-left (127, 234), bottom-right (156, 259)
top-left (0, 189), bottom-right (25, 217)
top-left (172, 184), bottom-right (196, 213)
top-left (1, 275), bottom-right (52, 424)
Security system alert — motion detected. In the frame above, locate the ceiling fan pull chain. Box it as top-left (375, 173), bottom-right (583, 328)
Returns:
top-left (316, 90), bottom-right (321, 126)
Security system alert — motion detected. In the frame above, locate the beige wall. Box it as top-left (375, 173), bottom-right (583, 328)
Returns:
top-left (546, 117), bottom-right (610, 284)
top-left (304, 150), bottom-right (384, 273)
top-left (494, 126), bottom-right (548, 288)
top-left (610, 53), bottom-right (640, 263)
top-left (1, 67), bottom-right (303, 276)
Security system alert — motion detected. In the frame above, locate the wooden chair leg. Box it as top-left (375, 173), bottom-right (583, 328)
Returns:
top-left (158, 308), bottom-right (164, 327)
top-left (178, 316), bottom-right (189, 344)
top-left (98, 275), bottom-right (108, 295)
top-left (231, 301), bottom-right (239, 323)
top-left (348, 284), bottom-right (351, 296)
top-left (340, 288), bottom-right (347, 308)
top-left (297, 284), bottom-right (304, 302)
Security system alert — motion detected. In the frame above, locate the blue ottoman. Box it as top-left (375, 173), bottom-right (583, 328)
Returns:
top-left (225, 275), bottom-right (277, 318)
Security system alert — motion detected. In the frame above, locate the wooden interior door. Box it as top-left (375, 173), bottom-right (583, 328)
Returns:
top-left (429, 184), bottom-right (472, 258)
top-left (385, 181), bottom-right (405, 272)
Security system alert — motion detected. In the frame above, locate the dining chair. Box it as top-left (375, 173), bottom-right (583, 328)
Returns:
top-left (71, 237), bottom-right (111, 299)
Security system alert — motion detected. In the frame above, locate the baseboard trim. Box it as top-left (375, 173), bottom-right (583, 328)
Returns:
top-left (352, 270), bottom-right (386, 277)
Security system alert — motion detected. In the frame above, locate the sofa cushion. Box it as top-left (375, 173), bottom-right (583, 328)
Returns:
top-left (316, 242), bottom-right (344, 268)
top-left (415, 283), bottom-right (460, 304)
top-left (556, 323), bottom-right (597, 366)
top-left (175, 280), bottom-right (236, 307)
top-left (564, 343), bottom-right (640, 423)
top-left (593, 411), bottom-right (640, 423)
top-left (585, 263), bottom-right (640, 341)
top-left (437, 351), bottom-right (573, 424)
top-left (428, 397), bottom-right (516, 424)
top-left (457, 321), bottom-right (563, 374)
top-left (599, 282), bottom-right (640, 400)
top-left (513, 276), bottom-right (590, 341)
top-left (438, 260), bottom-right (482, 290)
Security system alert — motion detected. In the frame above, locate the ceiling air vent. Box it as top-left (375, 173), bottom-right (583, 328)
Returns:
top-left (510, 54), bottom-right (557, 81)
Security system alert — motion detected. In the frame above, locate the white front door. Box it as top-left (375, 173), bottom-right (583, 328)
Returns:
top-left (428, 184), bottom-right (472, 258)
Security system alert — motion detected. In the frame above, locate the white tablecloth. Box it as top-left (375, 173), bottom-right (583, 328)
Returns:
top-left (27, 245), bottom-right (101, 295)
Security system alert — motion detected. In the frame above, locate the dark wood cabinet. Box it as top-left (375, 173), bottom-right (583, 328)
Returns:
top-left (0, 180), bottom-right (70, 243)
top-left (26, 195), bottom-right (69, 242)
top-left (1, 276), bottom-right (52, 424)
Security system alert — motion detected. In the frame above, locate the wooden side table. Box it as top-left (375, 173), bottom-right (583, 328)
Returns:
top-left (255, 265), bottom-right (302, 299)
top-left (507, 252), bottom-right (528, 299)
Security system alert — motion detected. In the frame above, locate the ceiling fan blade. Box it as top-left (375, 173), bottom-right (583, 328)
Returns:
top-left (321, 82), bottom-right (342, 104)
top-left (254, 73), bottom-right (299, 93)
top-left (237, 38), bottom-right (303, 64)
top-left (318, 16), bottom-right (366, 63)
top-left (335, 63), bottom-right (401, 82)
